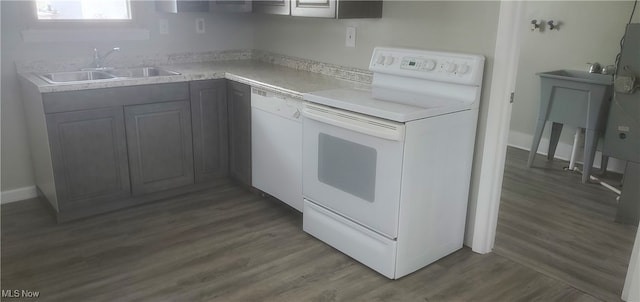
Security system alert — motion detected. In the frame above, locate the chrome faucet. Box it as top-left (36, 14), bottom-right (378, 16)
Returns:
top-left (92, 47), bottom-right (120, 69)
top-left (587, 62), bottom-right (602, 74)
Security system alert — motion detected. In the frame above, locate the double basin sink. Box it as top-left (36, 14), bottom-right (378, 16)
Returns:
top-left (38, 67), bottom-right (181, 84)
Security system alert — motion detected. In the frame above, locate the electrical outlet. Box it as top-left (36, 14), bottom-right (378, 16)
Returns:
top-left (159, 19), bottom-right (169, 35)
top-left (346, 26), bottom-right (356, 48)
top-left (196, 18), bottom-right (205, 34)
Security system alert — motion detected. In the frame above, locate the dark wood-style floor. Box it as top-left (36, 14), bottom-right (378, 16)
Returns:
top-left (495, 147), bottom-right (637, 302)
top-left (1, 147), bottom-right (636, 301)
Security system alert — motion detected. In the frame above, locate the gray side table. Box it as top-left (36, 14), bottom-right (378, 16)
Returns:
top-left (527, 70), bottom-right (613, 183)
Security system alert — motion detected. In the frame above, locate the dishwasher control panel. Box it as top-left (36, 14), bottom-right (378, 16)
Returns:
top-left (251, 88), bottom-right (302, 121)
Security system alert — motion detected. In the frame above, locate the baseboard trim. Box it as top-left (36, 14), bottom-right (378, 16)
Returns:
top-left (1, 186), bottom-right (38, 204)
top-left (508, 130), bottom-right (626, 174)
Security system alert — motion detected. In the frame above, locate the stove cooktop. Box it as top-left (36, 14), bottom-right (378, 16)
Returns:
top-left (303, 87), bottom-right (473, 123)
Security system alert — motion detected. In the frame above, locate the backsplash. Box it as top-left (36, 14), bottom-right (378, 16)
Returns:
top-left (252, 50), bottom-right (373, 84)
top-left (16, 49), bottom-right (372, 85)
top-left (165, 49), bottom-right (253, 65)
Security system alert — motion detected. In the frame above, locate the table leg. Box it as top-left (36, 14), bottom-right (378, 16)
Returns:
top-left (528, 120), bottom-right (547, 167)
top-left (548, 122), bottom-right (564, 160)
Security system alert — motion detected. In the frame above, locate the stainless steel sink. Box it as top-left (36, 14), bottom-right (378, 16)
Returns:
top-left (538, 69), bottom-right (613, 85)
top-left (38, 67), bottom-right (181, 84)
top-left (39, 71), bottom-right (117, 84)
top-left (107, 67), bottom-right (181, 78)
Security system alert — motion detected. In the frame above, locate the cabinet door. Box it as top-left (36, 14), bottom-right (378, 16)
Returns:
top-left (253, 0), bottom-right (290, 15)
top-left (46, 107), bottom-right (130, 210)
top-left (210, 0), bottom-right (252, 13)
top-left (291, 0), bottom-right (335, 18)
top-left (190, 80), bottom-right (229, 183)
top-left (125, 101), bottom-right (194, 195)
top-left (155, 0), bottom-right (210, 13)
top-left (291, 0), bottom-right (382, 18)
top-left (227, 81), bottom-right (252, 186)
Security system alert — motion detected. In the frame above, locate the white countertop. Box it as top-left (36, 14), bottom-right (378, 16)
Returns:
top-left (21, 60), bottom-right (368, 99)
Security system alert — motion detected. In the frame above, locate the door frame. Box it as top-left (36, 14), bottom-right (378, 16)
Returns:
top-left (469, 0), bottom-right (524, 254)
top-left (471, 1), bottom-right (639, 300)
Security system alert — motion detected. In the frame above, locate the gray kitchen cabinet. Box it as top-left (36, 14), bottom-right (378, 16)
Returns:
top-left (46, 107), bottom-right (131, 210)
top-left (291, 0), bottom-right (382, 18)
top-left (211, 0), bottom-right (252, 13)
top-left (253, 0), bottom-right (290, 15)
top-left (155, 0), bottom-right (210, 13)
top-left (22, 81), bottom-right (221, 222)
top-left (190, 79), bottom-right (229, 183)
top-left (125, 100), bottom-right (195, 195)
top-left (227, 81), bottom-right (252, 186)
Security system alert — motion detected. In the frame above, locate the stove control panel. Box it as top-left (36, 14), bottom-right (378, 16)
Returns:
top-left (370, 47), bottom-right (485, 86)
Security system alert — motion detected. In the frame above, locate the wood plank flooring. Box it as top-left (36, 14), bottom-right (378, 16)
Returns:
top-left (494, 147), bottom-right (637, 302)
top-left (0, 149), bottom-right (635, 301)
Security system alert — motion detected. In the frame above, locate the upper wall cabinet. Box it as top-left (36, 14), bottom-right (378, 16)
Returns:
top-left (253, 0), bottom-right (291, 15)
top-left (156, 0), bottom-right (211, 13)
top-left (211, 0), bottom-right (252, 13)
top-left (291, 0), bottom-right (382, 18)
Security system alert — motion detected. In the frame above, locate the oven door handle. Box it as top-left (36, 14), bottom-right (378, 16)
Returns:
top-left (302, 104), bottom-right (405, 141)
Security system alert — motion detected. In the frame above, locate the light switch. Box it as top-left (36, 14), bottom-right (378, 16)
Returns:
top-left (196, 18), bottom-right (205, 34)
top-left (346, 26), bottom-right (356, 48)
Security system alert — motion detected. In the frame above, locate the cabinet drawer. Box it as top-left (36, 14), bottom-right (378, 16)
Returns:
top-left (43, 82), bottom-right (189, 114)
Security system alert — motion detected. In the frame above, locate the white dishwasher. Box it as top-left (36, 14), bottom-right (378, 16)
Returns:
top-left (251, 88), bottom-right (303, 212)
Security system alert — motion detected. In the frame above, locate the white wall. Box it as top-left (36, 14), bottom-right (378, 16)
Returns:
top-left (254, 1), bottom-right (499, 71)
top-left (509, 1), bottom-right (640, 166)
top-left (0, 0), bottom-right (254, 195)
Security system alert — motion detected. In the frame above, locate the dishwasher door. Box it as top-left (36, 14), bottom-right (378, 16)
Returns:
top-left (251, 88), bottom-right (303, 212)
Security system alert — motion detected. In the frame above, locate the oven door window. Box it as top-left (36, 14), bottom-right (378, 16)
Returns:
top-left (318, 133), bottom-right (376, 202)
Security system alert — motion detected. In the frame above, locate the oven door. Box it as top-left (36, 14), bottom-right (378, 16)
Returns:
top-left (302, 103), bottom-right (405, 239)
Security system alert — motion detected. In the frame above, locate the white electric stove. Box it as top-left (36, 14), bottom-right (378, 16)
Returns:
top-left (301, 47), bottom-right (485, 279)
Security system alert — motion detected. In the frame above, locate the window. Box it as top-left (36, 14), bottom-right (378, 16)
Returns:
top-left (36, 0), bottom-right (131, 20)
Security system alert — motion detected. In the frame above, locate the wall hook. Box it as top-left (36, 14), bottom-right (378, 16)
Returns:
top-left (530, 19), bottom-right (541, 32)
top-left (547, 20), bottom-right (560, 31)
